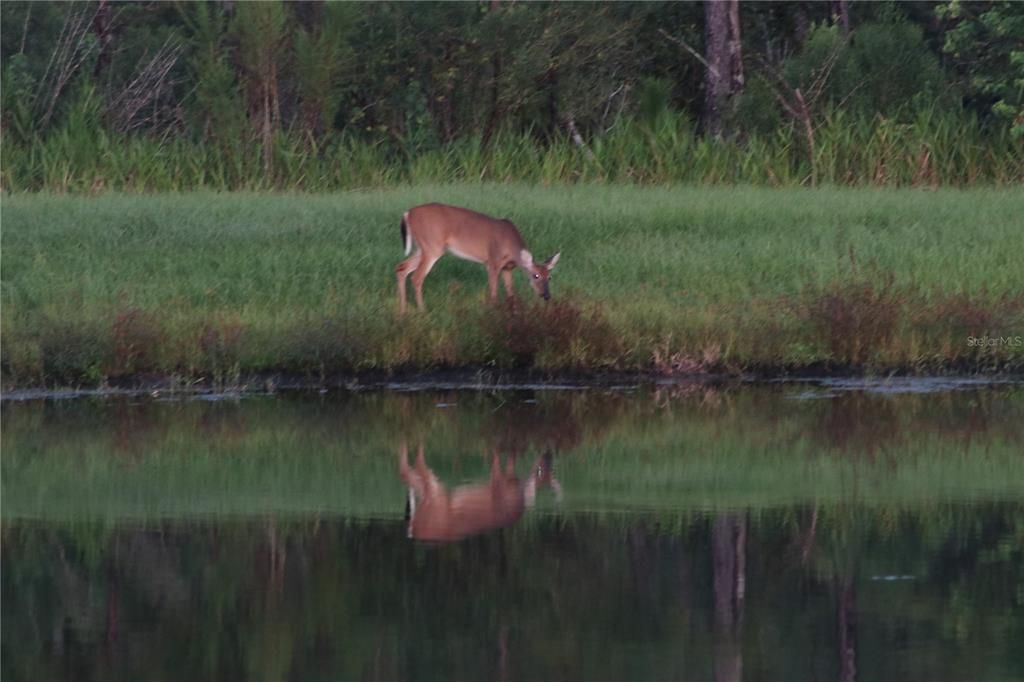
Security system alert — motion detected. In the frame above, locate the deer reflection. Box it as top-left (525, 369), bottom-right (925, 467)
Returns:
top-left (398, 441), bottom-right (562, 543)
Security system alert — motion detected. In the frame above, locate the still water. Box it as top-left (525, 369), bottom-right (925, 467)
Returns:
top-left (2, 380), bottom-right (1023, 681)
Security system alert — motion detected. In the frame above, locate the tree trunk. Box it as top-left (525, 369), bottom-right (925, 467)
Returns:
top-left (482, 51), bottom-right (502, 147)
top-left (545, 66), bottom-right (559, 142)
top-left (831, 0), bottom-right (851, 34)
top-left (92, 0), bottom-right (113, 78)
top-left (262, 84), bottom-right (273, 176)
top-left (703, 0), bottom-right (744, 136)
top-left (481, 0), bottom-right (503, 147)
top-left (712, 513), bottom-right (746, 682)
top-left (837, 576), bottom-right (857, 682)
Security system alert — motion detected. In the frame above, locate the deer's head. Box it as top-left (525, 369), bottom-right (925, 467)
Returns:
top-left (520, 250), bottom-right (561, 301)
top-left (523, 451), bottom-right (563, 506)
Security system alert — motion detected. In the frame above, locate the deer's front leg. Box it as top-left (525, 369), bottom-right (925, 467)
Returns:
top-left (501, 269), bottom-right (515, 300)
top-left (486, 264), bottom-right (500, 302)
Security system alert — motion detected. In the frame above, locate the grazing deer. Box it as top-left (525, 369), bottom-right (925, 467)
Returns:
top-left (398, 441), bottom-right (562, 543)
top-left (395, 203), bottom-right (561, 314)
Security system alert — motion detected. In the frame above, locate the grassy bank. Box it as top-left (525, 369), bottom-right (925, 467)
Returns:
top-left (2, 185), bottom-right (1023, 386)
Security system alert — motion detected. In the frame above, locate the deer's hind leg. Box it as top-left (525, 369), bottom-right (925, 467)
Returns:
top-left (413, 442), bottom-right (445, 497)
top-left (411, 249), bottom-right (442, 311)
top-left (398, 440), bottom-right (424, 495)
top-left (396, 250), bottom-right (423, 315)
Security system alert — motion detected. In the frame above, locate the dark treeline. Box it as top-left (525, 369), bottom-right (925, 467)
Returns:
top-left (4, 507), bottom-right (1022, 680)
top-left (1, 1), bottom-right (1022, 190)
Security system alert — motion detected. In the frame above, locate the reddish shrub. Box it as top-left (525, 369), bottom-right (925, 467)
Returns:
top-left (198, 317), bottom-right (245, 372)
top-left (110, 308), bottom-right (161, 375)
top-left (800, 272), bottom-right (902, 366)
top-left (484, 298), bottom-right (621, 368)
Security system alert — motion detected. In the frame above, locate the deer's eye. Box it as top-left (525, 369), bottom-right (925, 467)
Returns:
top-left (533, 274), bottom-right (540, 279)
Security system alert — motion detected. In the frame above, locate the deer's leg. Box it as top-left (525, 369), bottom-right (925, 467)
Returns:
top-left (415, 442), bottom-right (445, 497)
top-left (398, 440), bottom-right (425, 496)
top-left (411, 251), bottom-right (441, 311)
top-left (501, 269), bottom-right (515, 299)
top-left (487, 264), bottom-right (500, 302)
top-left (487, 447), bottom-right (502, 480)
top-left (396, 250), bottom-right (423, 315)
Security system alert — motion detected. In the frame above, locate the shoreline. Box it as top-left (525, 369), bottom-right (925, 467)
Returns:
top-left (3, 367), bottom-right (1021, 401)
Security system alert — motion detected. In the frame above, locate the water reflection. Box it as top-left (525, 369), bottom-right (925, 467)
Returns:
top-left (2, 383), bottom-right (1023, 680)
top-left (399, 441), bottom-right (561, 542)
top-left (713, 513), bottom-right (746, 682)
top-left (3, 505), bottom-right (1022, 682)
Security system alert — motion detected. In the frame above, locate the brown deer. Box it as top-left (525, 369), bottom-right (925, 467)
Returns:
top-left (398, 441), bottom-right (562, 543)
top-left (395, 203), bottom-right (561, 314)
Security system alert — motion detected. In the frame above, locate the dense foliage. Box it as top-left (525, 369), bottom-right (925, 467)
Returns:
top-left (1, 1), bottom-right (1021, 190)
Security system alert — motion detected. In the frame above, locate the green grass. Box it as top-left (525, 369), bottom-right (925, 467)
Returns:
top-left (2, 185), bottom-right (1024, 386)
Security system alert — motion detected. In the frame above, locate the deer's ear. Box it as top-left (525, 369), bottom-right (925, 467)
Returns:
top-left (545, 252), bottom-right (561, 270)
top-left (520, 249), bottom-right (534, 268)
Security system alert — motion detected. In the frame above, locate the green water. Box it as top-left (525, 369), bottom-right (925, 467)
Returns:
top-left (2, 381), bottom-right (1022, 681)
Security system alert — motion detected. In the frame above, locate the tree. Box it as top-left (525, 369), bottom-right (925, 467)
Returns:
top-left (703, 0), bottom-right (744, 136)
top-left (293, 3), bottom-right (354, 144)
top-left (233, 0), bottom-right (288, 173)
top-left (939, 0), bottom-right (1024, 137)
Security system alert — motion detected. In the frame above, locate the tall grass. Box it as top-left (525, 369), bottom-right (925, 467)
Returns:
top-left (2, 109), bottom-right (1020, 193)
top-left (2, 186), bottom-right (1023, 386)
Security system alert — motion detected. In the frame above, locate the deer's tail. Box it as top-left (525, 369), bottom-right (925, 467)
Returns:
top-left (400, 212), bottom-right (412, 256)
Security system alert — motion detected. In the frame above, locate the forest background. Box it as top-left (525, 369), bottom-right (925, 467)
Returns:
top-left (2, 0), bottom-right (1022, 190)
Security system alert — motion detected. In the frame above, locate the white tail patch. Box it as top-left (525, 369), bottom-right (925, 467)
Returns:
top-left (402, 211), bottom-right (413, 256)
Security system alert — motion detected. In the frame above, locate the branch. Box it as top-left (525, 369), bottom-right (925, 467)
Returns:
top-left (108, 37), bottom-right (183, 133)
top-left (565, 116), bottom-right (596, 161)
top-left (600, 81), bottom-right (628, 131)
top-left (658, 28), bottom-right (719, 79)
top-left (36, 4), bottom-right (99, 131)
top-left (18, 4), bottom-right (32, 54)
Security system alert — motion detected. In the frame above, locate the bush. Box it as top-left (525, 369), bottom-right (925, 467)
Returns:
top-left (783, 20), bottom-right (952, 120)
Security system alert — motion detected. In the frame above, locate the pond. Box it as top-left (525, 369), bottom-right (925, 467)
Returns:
top-left (2, 380), bottom-right (1022, 681)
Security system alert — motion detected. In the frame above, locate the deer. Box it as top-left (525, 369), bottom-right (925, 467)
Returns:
top-left (395, 203), bottom-right (561, 314)
top-left (398, 440), bottom-right (562, 543)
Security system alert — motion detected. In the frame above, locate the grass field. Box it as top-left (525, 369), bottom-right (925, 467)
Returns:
top-left (2, 184), bottom-right (1023, 385)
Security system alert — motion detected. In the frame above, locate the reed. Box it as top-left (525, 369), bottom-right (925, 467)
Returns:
top-left (2, 109), bottom-right (1020, 193)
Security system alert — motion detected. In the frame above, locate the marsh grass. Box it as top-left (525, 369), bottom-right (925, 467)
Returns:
top-left (2, 186), bottom-right (1023, 385)
top-left (2, 109), bottom-right (1021, 193)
